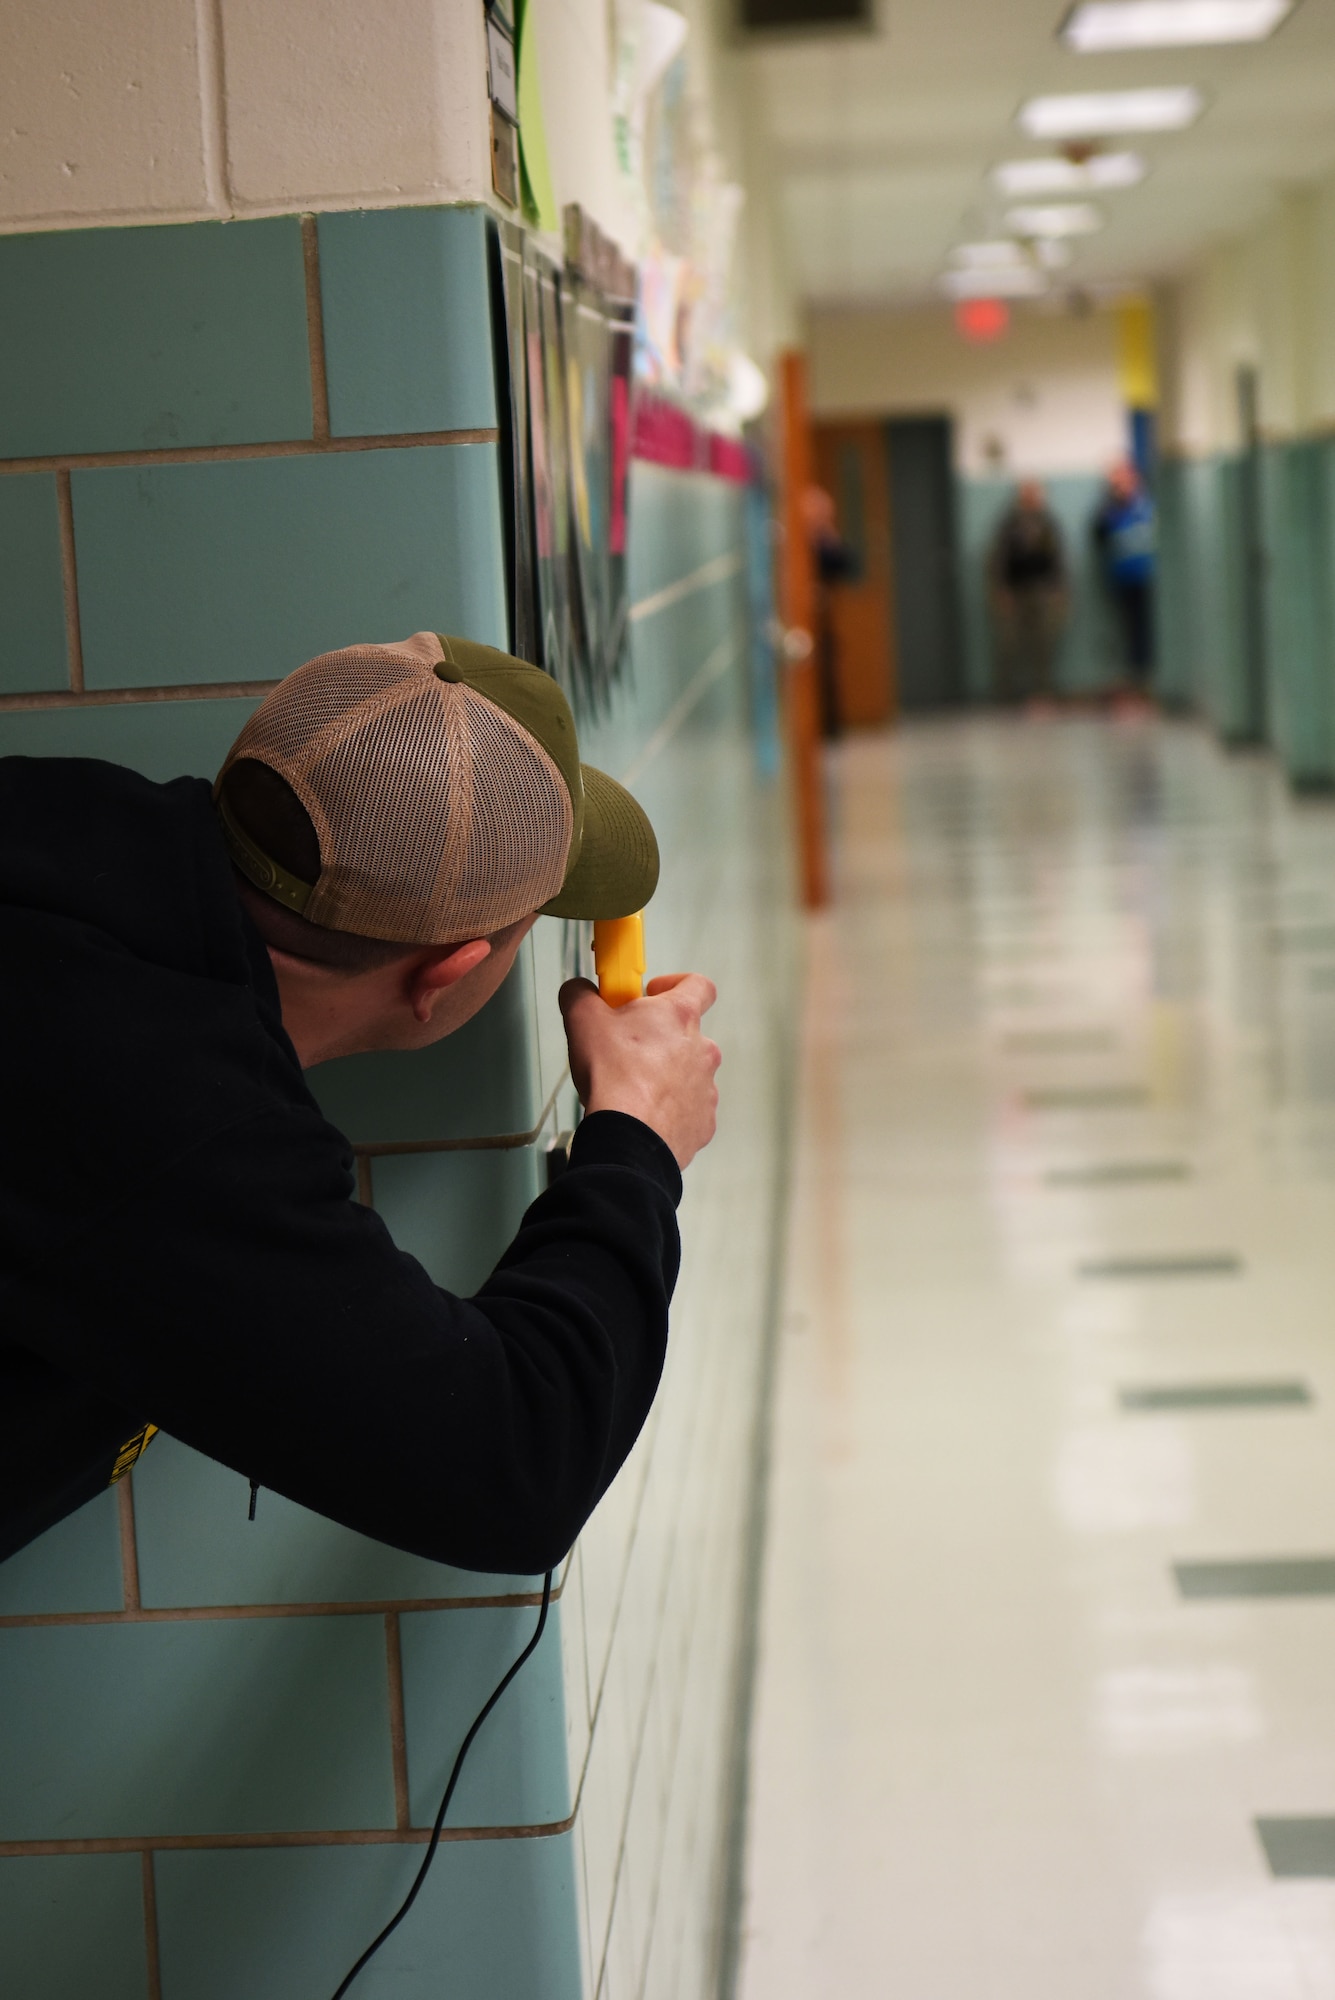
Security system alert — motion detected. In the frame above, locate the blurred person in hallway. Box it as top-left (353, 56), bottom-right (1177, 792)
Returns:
top-left (988, 479), bottom-right (1067, 707)
top-left (802, 483), bottom-right (857, 738)
top-left (1093, 458), bottom-right (1157, 700)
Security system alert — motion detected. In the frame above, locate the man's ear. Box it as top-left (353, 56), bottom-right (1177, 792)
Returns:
top-left (405, 939), bottom-right (492, 1024)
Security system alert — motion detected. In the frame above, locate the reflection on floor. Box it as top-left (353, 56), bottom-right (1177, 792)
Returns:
top-left (738, 717), bottom-right (1335, 2000)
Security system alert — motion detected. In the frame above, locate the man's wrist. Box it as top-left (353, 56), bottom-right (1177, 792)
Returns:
top-left (568, 1110), bottom-right (683, 1204)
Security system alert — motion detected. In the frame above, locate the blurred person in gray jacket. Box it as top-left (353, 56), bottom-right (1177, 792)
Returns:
top-left (989, 480), bottom-right (1068, 705)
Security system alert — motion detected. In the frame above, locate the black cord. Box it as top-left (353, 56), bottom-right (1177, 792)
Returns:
top-left (328, 1569), bottom-right (555, 2000)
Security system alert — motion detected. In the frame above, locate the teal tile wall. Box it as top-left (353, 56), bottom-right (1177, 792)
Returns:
top-left (956, 473), bottom-right (1120, 697)
top-left (1312, 444), bottom-right (1335, 785)
top-left (1262, 440), bottom-right (1335, 790)
top-left (400, 1604), bottom-right (570, 1826)
top-left (0, 206), bottom-right (791, 2000)
top-left (318, 208), bottom-right (498, 438)
top-left (0, 219), bottom-right (312, 459)
top-left (555, 462), bottom-right (794, 2000)
top-left (154, 1836), bottom-right (584, 2000)
top-left (1213, 455), bottom-right (1258, 743)
top-left (0, 1854), bottom-right (150, 2000)
top-left (1180, 456), bottom-right (1232, 730)
top-left (0, 1618), bottom-right (395, 1838)
top-left (1175, 452), bottom-right (1263, 744)
top-left (0, 1487), bottom-right (122, 1616)
top-left (369, 1146), bottom-right (542, 1295)
top-left (132, 1437), bottom-right (542, 1610)
top-left (0, 475), bottom-right (69, 692)
top-left (0, 694), bottom-right (260, 777)
top-left (72, 444), bottom-right (507, 691)
top-left (623, 467), bottom-right (737, 603)
top-left (1155, 444), bottom-right (1335, 765)
top-left (1154, 457), bottom-right (1195, 708)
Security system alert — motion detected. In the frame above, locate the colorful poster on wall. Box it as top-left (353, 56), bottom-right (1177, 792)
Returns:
top-left (539, 258), bottom-right (579, 701)
top-left (515, 211), bottom-right (640, 717)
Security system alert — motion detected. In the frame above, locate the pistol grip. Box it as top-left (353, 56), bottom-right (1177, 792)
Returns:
top-left (593, 913), bottom-right (646, 1008)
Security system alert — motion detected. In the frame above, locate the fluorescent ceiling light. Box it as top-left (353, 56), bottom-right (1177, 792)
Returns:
top-left (950, 240), bottom-right (1032, 268)
top-left (941, 266), bottom-right (1048, 299)
top-left (1034, 238), bottom-right (1075, 268)
top-left (991, 152), bottom-right (1146, 195)
top-left (1019, 87), bottom-right (1204, 137)
top-left (1005, 202), bottom-right (1103, 236)
top-left (1061, 0), bottom-right (1291, 50)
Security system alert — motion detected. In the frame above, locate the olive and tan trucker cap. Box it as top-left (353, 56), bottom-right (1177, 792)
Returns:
top-left (214, 631), bottom-right (658, 945)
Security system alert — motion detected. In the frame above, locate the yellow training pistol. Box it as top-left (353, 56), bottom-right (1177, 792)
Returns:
top-left (593, 913), bottom-right (646, 1008)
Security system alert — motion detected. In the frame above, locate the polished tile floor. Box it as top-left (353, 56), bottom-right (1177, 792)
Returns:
top-left (738, 716), bottom-right (1335, 2000)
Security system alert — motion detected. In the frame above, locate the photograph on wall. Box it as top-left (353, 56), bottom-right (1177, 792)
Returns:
top-left (523, 245), bottom-right (573, 697)
top-left (493, 218), bottom-right (537, 664)
top-left (563, 275), bottom-right (612, 711)
top-left (605, 299), bottom-right (636, 691)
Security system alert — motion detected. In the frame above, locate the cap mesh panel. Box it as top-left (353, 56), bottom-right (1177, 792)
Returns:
top-left (220, 639), bottom-right (573, 943)
top-left (436, 690), bottom-right (572, 934)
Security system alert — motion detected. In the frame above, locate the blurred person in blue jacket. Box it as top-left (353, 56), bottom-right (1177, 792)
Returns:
top-left (1094, 459), bottom-right (1156, 695)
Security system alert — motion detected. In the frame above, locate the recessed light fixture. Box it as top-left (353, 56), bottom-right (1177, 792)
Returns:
top-left (1006, 202), bottom-right (1104, 236)
top-left (942, 266), bottom-right (1048, 299)
top-left (991, 152), bottom-right (1146, 195)
top-left (1061, 0), bottom-right (1291, 51)
top-left (1019, 87), bottom-right (1204, 136)
top-left (951, 240), bottom-right (1033, 268)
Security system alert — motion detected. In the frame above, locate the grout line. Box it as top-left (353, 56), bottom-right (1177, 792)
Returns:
top-left (350, 1075), bottom-right (565, 1158)
top-left (55, 470), bottom-right (84, 692)
top-left (0, 190), bottom-right (535, 236)
top-left (628, 551), bottom-right (742, 625)
top-left (0, 429), bottom-right (498, 478)
top-left (0, 679), bottom-right (279, 715)
top-left (117, 1475), bottom-right (142, 1613)
top-left (301, 215), bottom-right (331, 444)
top-left (0, 1580), bottom-right (562, 1630)
top-left (194, 0), bottom-right (229, 211)
top-left (617, 636), bottom-right (735, 792)
top-left (0, 1816), bottom-right (576, 1859)
top-left (142, 1850), bottom-right (163, 2000)
top-left (385, 1613), bottom-right (412, 1832)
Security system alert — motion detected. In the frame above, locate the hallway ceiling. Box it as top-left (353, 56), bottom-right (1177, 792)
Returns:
top-left (740, 0), bottom-right (1335, 305)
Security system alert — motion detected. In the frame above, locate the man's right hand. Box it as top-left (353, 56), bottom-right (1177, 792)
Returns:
top-left (559, 973), bottom-right (721, 1170)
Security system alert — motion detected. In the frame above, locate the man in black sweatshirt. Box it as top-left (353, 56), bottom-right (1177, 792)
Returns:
top-left (0, 631), bottom-right (720, 1576)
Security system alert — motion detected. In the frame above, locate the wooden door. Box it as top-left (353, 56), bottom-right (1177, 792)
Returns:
top-left (812, 420), bottom-right (896, 725)
top-left (779, 350), bottom-right (829, 908)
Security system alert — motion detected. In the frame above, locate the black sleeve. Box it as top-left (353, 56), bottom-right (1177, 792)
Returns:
top-left (34, 1109), bottom-right (682, 1573)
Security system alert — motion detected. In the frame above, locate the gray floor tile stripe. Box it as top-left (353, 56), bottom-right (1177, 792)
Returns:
top-left (1002, 1030), bottom-right (1118, 1055)
top-left (1270, 925), bottom-right (1335, 953)
top-left (1175, 1556), bottom-right (1335, 1599)
top-left (1046, 1162), bottom-right (1191, 1186)
top-left (1025, 1087), bottom-right (1149, 1110)
top-left (1121, 1381), bottom-right (1311, 1412)
top-left (1081, 1254), bottom-right (1242, 1279)
top-left (1257, 1819), bottom-right (1335, 1877)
